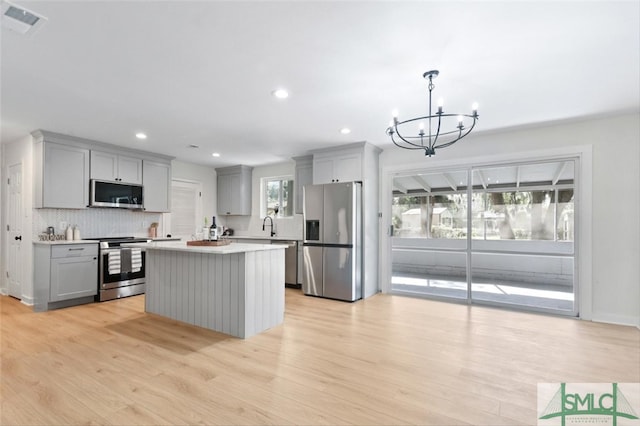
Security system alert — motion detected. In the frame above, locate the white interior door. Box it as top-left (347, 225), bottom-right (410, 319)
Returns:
top-left (7, 163), bottom-right (23, 299)
top-left (170, 179), bottom-right (202, 239)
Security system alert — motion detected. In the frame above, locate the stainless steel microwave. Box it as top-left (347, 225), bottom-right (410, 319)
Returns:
top-left (90, 179), bottom-right (144, 209)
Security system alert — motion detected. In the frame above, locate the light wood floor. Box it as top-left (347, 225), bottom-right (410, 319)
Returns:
top-left (1, 289), bottom-right (639, 425)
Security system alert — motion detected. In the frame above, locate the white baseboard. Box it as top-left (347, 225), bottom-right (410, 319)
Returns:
top-left (20, 296), bottom-right (34, 306)
top-left (592, 312), bottom-right (640, 327)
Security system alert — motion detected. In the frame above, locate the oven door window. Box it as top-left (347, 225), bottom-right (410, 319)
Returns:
top-left (101, 251), bottom-right (145, 285)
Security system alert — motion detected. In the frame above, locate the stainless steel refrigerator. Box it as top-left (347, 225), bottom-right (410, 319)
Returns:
top-left (302, 181), bottom-right (362, 301)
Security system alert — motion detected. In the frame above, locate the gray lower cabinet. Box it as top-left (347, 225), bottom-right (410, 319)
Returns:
top-left (230, 238), bottom-right (302, 287)
top-left (34, 243), bottom-right (99, 311)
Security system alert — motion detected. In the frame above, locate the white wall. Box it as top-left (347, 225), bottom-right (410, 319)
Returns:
top-left (380, 113), bottom-right (640, 326)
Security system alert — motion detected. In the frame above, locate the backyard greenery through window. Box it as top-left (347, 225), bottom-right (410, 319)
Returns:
top-left (393, 188), bottom-right (574, 241)
top-left (264, 177), bottom-right (293, 217)
top-left (472, 189), bottom-right (574, 240)
top-left (392, 193), bottom-right (468, 239)
top-left (392, 160), bottom-right (575, 241)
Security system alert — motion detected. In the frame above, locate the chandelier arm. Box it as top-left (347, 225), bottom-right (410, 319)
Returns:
top-left (430, 113), bottom-right (443, 151)
top-left (395, 114), bottom-right (475, 129)
top-left (389, 130), bottom-right (425, 150)
top-left (435, 128), bottom-right (464, 150)
top-left (393, 124), bottom-right (429, 149)
top-left (434, 113), bottom-right (476, 119)
top-left (433, 120), bottom-right (477, 149)
top-left (431, 117), bottom-right (478, 138)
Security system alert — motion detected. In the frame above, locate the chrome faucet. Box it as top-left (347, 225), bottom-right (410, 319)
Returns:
top-left (262, 216), bottom-right (276, 237)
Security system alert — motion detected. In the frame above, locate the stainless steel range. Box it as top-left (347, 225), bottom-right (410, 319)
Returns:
top-left (96, 237), bottom-right (149, 301)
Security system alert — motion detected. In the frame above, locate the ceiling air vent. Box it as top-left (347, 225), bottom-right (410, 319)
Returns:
top-left (1, 1), bottom-right (47, 35)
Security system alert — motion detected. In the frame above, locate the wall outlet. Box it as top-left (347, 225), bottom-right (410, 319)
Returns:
top-left (59, 221), bottom-right (67, 231)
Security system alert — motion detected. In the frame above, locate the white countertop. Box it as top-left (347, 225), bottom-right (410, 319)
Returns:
top-left (130, 240), bottom-right (285, 254)
top-left (33, 239), bottom-right (99, 245)
top-left (230, 235), bottom-right (301, 242)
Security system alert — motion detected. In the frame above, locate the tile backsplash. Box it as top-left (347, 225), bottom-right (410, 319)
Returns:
top-left (33, 208), bottom-right (163, 239)
top-left (223, 215), bottom-right (303, 240)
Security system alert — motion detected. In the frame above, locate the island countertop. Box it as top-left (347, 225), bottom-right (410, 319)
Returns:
top-left (128, 240), bottom-right (283, 254)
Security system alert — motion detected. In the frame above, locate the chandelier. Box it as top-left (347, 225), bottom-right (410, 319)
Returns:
top-left (386, 70), bottom-right (478, 157)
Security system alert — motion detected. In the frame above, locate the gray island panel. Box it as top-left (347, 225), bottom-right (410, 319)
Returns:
top-left (142, 242), bottom-right (285, 338)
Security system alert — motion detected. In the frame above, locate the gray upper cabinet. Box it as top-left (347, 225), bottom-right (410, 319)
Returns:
top-left (293, 155), bottom-right (313, 214)
top-left (90, 150), bottom-right (143, 184)
top-left (33, 136), bottom-right (90, 209)
top-left (216, 165), bottom-right (253, 215)
top-left (32, 130), bottom-right (174, 210)
top-left (143, 160), bottom-right (171, 212)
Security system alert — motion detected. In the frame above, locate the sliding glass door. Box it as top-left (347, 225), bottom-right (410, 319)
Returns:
top-left (390, 158), bottom-right (577, 316)
top-left (391, 168), bottom-right (470, 300)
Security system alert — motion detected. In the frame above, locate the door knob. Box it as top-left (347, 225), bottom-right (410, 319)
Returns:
top-left (14, 235), bottom-right (22, 241)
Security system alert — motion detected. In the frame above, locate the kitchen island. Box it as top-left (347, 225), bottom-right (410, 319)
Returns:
top-left (136, 241), bottom-right (285, 339)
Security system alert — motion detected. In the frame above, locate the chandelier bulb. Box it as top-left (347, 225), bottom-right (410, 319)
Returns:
top-left (392, 109), bottom-right (399, 118)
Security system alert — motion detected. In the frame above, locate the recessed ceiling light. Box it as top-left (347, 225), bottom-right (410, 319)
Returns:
top-left (212, 152), bottom-right (221, 158)
top-left (135, 132), bottom-right (147, 140)
top-left (272, 89), bottom-right (289, 99)
top-left (340, 128), bottom-right (351, 135)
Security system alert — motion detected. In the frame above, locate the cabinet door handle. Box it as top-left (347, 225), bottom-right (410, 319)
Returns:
top-left (14, 235), bottom-right (22, 241)
top-left (68, 248), bottom-right (85, 251)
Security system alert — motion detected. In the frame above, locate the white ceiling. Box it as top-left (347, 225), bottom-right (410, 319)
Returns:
top-left (2, 1), bottom-right (639, 167)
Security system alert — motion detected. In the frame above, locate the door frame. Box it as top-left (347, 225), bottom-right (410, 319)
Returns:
top-left (6, 162), bottom-right (24, 299)
top-left (380, 145), bottom-right (593, 320)
top-left (2, 136), bottom-right (35, 305)
top-left (169, 178), bottom-right (203, 240)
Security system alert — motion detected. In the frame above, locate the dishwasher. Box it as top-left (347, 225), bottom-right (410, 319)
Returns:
top-left (272, 240), bottom-right (299, 288)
